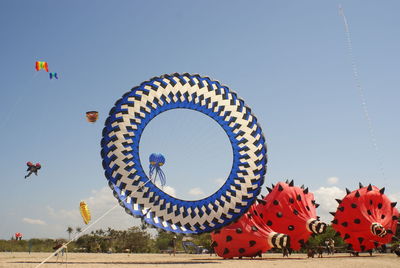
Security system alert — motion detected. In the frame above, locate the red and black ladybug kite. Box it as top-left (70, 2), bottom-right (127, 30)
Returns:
top-left (211, 180), bottom-right (327, 258)
top-left (211, 202), bottom-right (290, 259)
top-left (331, 183), bottom-right (399, 252)
top-left (255, 181), bottom-right (327, 250)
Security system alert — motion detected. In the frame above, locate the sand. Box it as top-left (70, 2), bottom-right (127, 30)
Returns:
top-left (0, 252), bottom-right (399, 268)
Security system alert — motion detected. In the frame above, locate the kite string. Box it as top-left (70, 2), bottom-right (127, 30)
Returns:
top-left (0, 72), bottom-right (38, 130)
top-left (34, 179), bottom-right (151, 268)
top-left (339, 5), bottom-right (386, 181)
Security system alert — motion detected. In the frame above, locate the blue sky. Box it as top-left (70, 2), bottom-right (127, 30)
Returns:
top-left (0, 0), bottom-right (399, 239)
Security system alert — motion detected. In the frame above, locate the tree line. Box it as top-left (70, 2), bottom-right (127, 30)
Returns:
top-left (1, 224), bottom-right (398, 253)
top-left (0, 225), bottom-right (212, 253)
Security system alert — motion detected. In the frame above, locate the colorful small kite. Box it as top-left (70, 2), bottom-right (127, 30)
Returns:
top-left (35, 61), bottom-right (49, 72)
top-left (79, 201), bottom-right (91, 225)
top-left (15, 232), bottom-right (23, 240)
top-left (49, 72), bottom-right (58, 79)
top-left (86, 111), bottom-right (99, 123)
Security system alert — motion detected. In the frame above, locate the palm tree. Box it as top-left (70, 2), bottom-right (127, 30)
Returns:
top-left (76, 227), bottom-right (82, 235)
top-left (66, 227), bottom-right (73, 240)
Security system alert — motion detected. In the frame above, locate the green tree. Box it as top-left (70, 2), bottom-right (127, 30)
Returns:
top-left (306, 225), bottom-right (345, 251)
top-left (192, 233), bottom-right (212, 252)
top-left (66, 227), bottom-right (73, 240)
top-left (154, 230), bottom-right (183, 252)
top-left (123, 227), bottom-right (153, 253)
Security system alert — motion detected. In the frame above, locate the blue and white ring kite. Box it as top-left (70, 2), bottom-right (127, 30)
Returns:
top-left (101, 73), bottom-right (267, 233)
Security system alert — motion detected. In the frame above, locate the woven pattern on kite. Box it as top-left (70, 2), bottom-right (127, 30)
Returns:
top-left (101, 73), bottom-right (267, 233)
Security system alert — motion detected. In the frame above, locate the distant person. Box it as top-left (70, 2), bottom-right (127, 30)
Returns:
top-left (328, 239), bottom-right (335, 255)
top-left (317, 246), bottom-right (324, 258)
top-left (25, 162), bottom-right (41, 179)
top-left (307, 248), bottom-right (315, 258)
top-left (324, 240), bottom-right (330, 254)
top-left (169, 235), bottom-right (177, 256)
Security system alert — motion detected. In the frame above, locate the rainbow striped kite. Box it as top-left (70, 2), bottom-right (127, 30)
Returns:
top-left (35, 61), bottom-right (49, 72)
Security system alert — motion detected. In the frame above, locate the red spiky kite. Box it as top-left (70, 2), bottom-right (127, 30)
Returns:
top-left (211, 203), bottom-right (290, 259)
top-left (255, 180), bottom-right (327, 250)
top-left (331, 183), bottom-right (399, 252)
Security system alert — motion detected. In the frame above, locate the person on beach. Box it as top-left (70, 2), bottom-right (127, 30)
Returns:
top-left (328, 239), bottom-right (335, 255)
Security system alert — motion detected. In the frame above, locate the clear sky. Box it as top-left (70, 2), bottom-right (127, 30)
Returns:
top-left (0, 0), bottom-right (399, 239)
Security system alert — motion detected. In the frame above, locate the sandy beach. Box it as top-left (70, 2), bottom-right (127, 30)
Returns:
top-left (1, 252), bottom-right (399, 268)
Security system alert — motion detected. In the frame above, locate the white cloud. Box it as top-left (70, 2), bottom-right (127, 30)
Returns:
top-left (45, 187), bottom-right (141, 237)
top-left (163, 186), bottom-right (176, 197)
top-left (22, 217), bottom-right (46, 225)
top-left (313, 186), bottom-right (346, 223)
top-left (215, 178), bottom-right (225, 187)
top-left (389, 192), bottom-right (400, 203)
top-left (82, 187), bottom-right (139, 230)
top-left (47, 206), bottom-right (80, 221)
top-left (86, 187), bottom-right (117, 208)
top-left (188, 187), bottom-right (204, 196)
top-left (327, 177), bottom-right (339, 185)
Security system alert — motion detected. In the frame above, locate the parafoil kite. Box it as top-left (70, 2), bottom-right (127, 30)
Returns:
top-left (86, 111), bottom-right (99, 123)
top-left (79, 201), bottom-right (91, 225)
top-left (15, 232), bottom-right (22, 240)
top-left (256, 181), bottom-right (327, 250)
top-left (35, 61), bottom-right (49, 72)
top-left (101, 73), bottom-right (267, 233)
top-left (49, 72), bottom-right (58, 79)
top-left (149, 153), bottom-right (166, 186)
top-left (211, 202), bottom-right (290, 258)
top-left (331, 183), bottom-right (399, 252)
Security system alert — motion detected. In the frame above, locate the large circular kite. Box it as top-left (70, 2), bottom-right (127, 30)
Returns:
top-left (101, 73), bottom-right (267, 233)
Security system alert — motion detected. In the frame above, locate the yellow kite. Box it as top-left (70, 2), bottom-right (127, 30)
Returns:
top-left (79, 201), bottom-right (91, 225)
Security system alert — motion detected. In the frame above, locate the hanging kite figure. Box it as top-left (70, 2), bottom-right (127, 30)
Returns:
top-left (15, 232), bottom-right (22, 240)
top-left (49, 72), bottom-right (58, 79)
top-left (79, 201), bottom-right (91, 224)
top-left (86, 111), bottom-right (99, 123)
top-left (25, 162), bottom-right (41, 179)
top-left (149, 153), bottom-right (166, 187)
top-left (35, 61), bottom-right (49, 72)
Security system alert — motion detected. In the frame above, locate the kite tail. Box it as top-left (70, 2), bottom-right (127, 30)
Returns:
top-left (157, 169), bottom-right (166, 187)
top-left (149, 165), bottom-right (156, 181)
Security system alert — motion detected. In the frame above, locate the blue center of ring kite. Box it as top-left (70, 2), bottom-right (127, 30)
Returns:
top-left (101, 73), bottom-right (267, 234)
